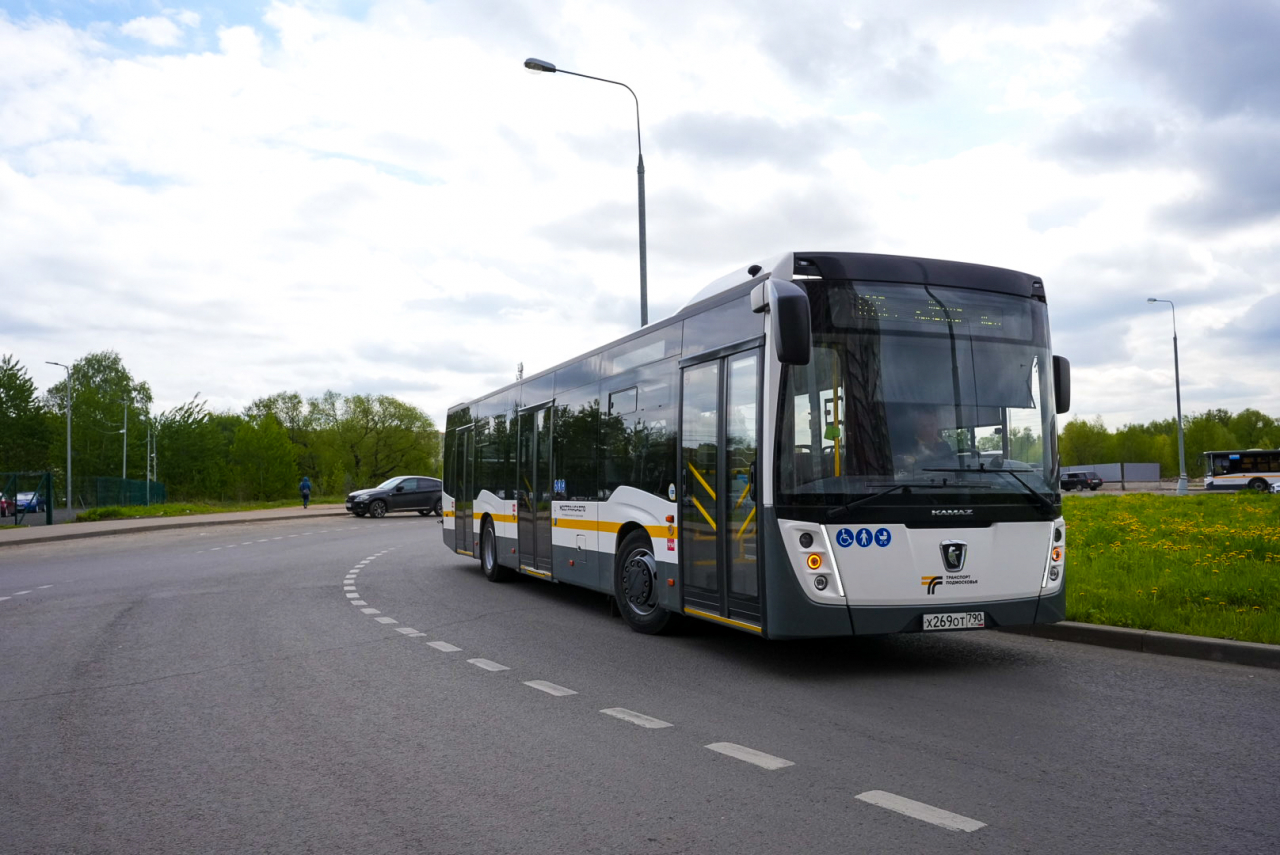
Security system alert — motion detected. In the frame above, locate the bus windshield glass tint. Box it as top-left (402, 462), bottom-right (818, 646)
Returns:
top-left (776, 281), bottom-right (1058, 506)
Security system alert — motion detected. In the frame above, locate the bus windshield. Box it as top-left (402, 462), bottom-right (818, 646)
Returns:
top-left (776, 280), bottom-right (1058, 508)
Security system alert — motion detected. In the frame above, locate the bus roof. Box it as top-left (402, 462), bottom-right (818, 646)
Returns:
top-left (683, 251), bottom-right (1044, 310)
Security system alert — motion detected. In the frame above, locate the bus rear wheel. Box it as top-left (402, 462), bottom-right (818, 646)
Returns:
top-left (615, 530), bottom-right (673, 635)
top-left (480, 518), bottom-right (513, 582)
top-left (1248, 478), bottom-right (1269, 492)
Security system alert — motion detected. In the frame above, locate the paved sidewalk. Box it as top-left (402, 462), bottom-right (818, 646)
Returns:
top-left (0, 504), bottom-right (352, 548)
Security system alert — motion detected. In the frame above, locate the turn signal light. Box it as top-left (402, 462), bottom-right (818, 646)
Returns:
top-left (1051, 546), bottom-right (1063, 562)
top-left (806, 553), bottom-right (823, 570)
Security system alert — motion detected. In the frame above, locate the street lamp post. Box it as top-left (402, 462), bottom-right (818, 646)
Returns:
top-left (524, 57), bottom-right (648, 327)
top-left (46, 361), bottom-right (72, 510)
top-left (1147, 298), bottom-right (1189, 495)
top-left (121, 399), bottom-right (129, 482)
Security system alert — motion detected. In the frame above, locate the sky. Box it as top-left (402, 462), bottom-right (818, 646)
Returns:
top-left (2, 0), bottom-right (1278, 430)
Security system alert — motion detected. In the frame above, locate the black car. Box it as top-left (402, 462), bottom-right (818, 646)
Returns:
top-left (1060, 471), bottom-right (1104, 491)
top-left (346, 476), bottom-right (442, 518)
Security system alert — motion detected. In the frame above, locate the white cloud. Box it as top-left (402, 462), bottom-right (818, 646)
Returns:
top-left (0, 0), bottom-right (1276, 432)
top-left (119, 16), bottom-right (183, 47)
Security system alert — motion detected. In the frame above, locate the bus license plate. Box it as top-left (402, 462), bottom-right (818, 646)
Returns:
top-left (923, 612), bottom-right (985, 631)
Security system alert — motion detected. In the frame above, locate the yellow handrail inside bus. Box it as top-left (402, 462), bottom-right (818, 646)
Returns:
top-left (734, 481), bottom-right (750, 510)
top-left (691, 496), bottom-right (716, 531)
top-left (687, 461), bottom-right (716, 501)
top-left (734, 506), bottom-right (756, 542)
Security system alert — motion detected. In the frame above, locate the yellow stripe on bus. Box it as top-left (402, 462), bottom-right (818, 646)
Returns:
top-left (683, 607), bottom-right (762, 633)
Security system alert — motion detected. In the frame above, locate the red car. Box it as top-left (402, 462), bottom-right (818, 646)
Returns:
top-left (0, 494), bottom-right (12, 517)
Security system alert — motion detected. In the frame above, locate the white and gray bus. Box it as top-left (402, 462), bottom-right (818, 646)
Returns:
top-left (1203, 449), bottom-right (1280, 492)
top-left (442, 251), bottom-right (1071, 638)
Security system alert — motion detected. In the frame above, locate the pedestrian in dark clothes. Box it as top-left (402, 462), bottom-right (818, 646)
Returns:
top-left (300, 476), bottom-right (312, 508)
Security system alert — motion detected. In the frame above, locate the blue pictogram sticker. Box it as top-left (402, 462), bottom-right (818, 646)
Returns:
top-left (855, 528), bottom-right (874, 548)
top-left (836, 528), bottom-right (856, 548)
top-left (875, 528), bottom-right (892, 547)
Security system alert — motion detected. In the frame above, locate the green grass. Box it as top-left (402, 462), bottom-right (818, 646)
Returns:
top-left (1064, 492), bottom-right (1280, 644)
top-left (74, 496), bottom-right (345, 522)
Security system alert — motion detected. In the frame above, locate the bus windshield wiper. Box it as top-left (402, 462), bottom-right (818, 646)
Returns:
top-left (826, 481), bottom-right (962, 519)
top-left (922, 466), bottom-right (1056, 512)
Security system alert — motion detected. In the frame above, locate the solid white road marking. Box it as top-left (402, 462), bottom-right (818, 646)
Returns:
top-left (427, 641), bottom-right (462, 652)
top-left (375, 617), bottom-right (398, 624)
top-left (705, 743), bottom-right (794, 770)
top-left (468, 659), bottom-right (510, 672)
top-left (855, 791), bottom-right (986, 832)
top-left (524, 680), bottom-right (576, 697)
top-left (361, 608), bottom-right (380, 614)
top-left (601, 708), bottom-right (673, 729)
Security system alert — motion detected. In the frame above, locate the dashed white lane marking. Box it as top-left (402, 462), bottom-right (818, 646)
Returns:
top-left (705, 743), bottom-right (794, 770)
top-left (601, 708), bottom-right (673, 729)
top-left (257, 539), bottom-right (269, 543)
top-left (375, 616), bottom-right (398, 624)
top-left (14, 591), bottom-right (31, 596)
top-left (344, 586), bottom-right (356, 591)
top-left (351, 600), bottom-right (367, 606)
top-left (345, 593), bottom-right (360, 599)
top-left (211, 547), bottom-right (221, 550)
top-left (855, 791), bottom-right (986, 833)
top-left (241, 542), bottom-right (253, 545)
top-left (468, 658), bottom-right (510, 672)
top-left (0, 597), bottom-right (9, 602)
top-left (427, 641), bottom-right (462, 653)
top-left (287, 535), bottom-right (298, 538)
top-left (524, 680), bottom-right (576, 697)
top-left (361, 608), bottom-right (380, 614)
top-left (38, 585), bottom-right (52, 589)
top-left (273, 537), bottom-right (283, 540)
top-left (395, 627), bottom-right (421, 635)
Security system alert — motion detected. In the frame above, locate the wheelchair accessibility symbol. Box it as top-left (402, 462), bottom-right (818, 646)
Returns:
top-left (855, 528), bottom-right (874, 548)
top-left (836, 528), bottom-right (856, 548)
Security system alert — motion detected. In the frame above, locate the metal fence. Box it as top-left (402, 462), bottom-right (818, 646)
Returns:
top-left (1062, 463), bottom-right (1162, 488)
top-left (70, 475), bottom-right (167, 508)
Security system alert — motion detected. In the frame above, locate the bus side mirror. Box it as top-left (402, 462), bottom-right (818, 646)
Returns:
top-left (1053, 355), bottom-right (1071, 414)
top-left (752, 278), bottom-right (811, 365)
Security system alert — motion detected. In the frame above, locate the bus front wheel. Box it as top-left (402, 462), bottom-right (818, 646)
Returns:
top-left (615, 530), bottom-right (674, 635)
top-left (480, 518), bottom-right (513, 582)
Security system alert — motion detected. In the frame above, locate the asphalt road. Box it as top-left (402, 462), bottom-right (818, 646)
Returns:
top-left (2, 515), bottom-right (1277, 854)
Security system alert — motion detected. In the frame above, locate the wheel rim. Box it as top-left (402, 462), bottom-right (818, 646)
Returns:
top-left (621, 547), bottom-right (659, 616)
top-left (372, 501), bottom-right (385, 518)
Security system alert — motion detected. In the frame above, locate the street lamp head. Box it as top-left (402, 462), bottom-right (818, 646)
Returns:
top-left (524, 57), bottom-right (557, 74)
top-left (1146, 297), bottom-right (1158, 303)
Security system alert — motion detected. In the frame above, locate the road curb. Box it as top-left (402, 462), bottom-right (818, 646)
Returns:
top-left (0, 508), bottom-right (353, 548)
top-left (1000, 621), bottom-right (1280, 670)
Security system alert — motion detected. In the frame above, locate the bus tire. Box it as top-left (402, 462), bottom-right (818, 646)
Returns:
top-left (615, 530), bottom-right (673, 635)
top-left (480, 518), bottom-right (512, 582)
top-left (1248, 478), bottom-right (1269, 492)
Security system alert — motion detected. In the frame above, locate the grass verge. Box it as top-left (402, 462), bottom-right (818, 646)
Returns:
top-left (1064, 492), bottom-right (1279, 645)
top-left (74, 496), bottom-right (346, 522)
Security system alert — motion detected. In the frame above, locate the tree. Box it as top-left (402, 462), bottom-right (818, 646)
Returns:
top-left (0, 354), bottom-right (50, 472)
top-left (44, 351), bottom-right (153, 494)
top-left (1058, 416), bottom-right (1113, 466)
top-left (154, 397), bottom-right (237, 502)
top-left (230, 415), bottom-right (298, 500)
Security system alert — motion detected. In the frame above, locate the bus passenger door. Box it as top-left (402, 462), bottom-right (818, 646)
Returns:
top-left (680, 348), bottom-right (762, 626)
top-left (517, 405), bottom-right (554, 576)
top-left (456, 427), bottom-right (475, 554)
